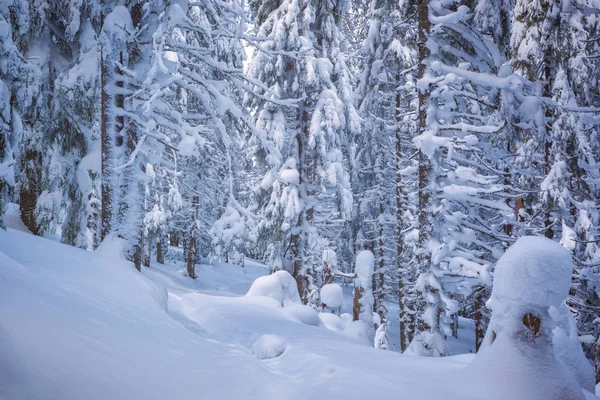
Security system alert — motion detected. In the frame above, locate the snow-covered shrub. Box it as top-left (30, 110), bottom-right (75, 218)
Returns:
top-left (246, 270), bottom-right (301, 307)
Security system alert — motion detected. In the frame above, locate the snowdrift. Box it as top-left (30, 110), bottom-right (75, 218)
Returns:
top-left (0, 228), bottom-right (597, 400)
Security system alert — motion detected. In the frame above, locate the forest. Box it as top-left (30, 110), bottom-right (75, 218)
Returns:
top-left (1, 0), bottom-right (600, 398)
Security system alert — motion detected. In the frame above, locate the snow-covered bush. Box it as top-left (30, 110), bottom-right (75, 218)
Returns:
top-left (246, 270), bottom-right (301, 307)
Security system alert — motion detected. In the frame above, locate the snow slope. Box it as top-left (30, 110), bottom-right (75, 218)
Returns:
top-left (0, 227), bottom-right (597, 400)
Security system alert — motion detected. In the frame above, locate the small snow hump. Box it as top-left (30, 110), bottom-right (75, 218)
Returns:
top-left (252, 334), bottom-right (288, 360)
top-left (246, 270), bottom-right (301, 307)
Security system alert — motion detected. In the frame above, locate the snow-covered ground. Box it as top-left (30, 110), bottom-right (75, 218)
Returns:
top-left (0, 220), bottom-right (597, 399)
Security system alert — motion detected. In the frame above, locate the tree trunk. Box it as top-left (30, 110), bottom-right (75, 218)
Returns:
top-left (19, 148), bottom-right (41, 235)
top-left (474, 284), bottom-right (486, 352)
top-left (157, 235), bottom-right (167, 264)
top-left (415, 0), bottom-right (432, 335)
top-left (186, 233), bottom-right (197, 279)
top-left (100, 16), bottom-right (112, 242)
top-left (353, 286), bottom-right (364, 321)
top-left (170, 230), bottom-right (179, 247)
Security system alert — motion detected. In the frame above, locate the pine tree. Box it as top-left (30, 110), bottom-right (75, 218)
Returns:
top-left (246, 0), bottom-right (357, 308)
top-left (0, 0), bottom-right (34, 230)
top-left (409, 0), bottom-right (526, 356)
top-left (356, 0), bottom-right (418, 351)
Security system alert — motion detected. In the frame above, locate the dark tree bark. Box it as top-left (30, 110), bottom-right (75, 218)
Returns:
top-left (415, 0), bottom-right (432, 335)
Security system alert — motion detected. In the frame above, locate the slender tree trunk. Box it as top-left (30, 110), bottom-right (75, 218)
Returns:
top-left (157, 235), bottom-right (167, 264)
top-left (170, 230), bottom-right (179, 247)
top-left (395, 70), bottom-right (410, 351)
top-left (474, 284), bottom-right (486, 352)
top-left (415, 0), bottom-right (432, 335)
top-left (186, 233), bottom-right (197, 279)
top-left (100, 8), bottom-right (112, 242)
top-left (20, 148), bottom-right (41, 235)
top-left (543, 64), bottom-right (553, 239)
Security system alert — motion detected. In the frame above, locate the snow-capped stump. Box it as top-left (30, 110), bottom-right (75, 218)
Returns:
top-left (486, 236), bottom-right (573, 319)
top-left (246, 270), bottom-right (301, 307)
top-left (320, 283), bottom-right (343, 313)
top-left (466, 236), bottom-right (588, 400)
top-left (252, 334), bottom-right (288, 360)
top-left (353, 251), bottom-right (374, 336)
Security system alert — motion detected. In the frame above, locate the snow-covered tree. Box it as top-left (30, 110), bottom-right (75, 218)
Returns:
top-left (356, 0), bottom-right (418, 352)
top-left (0, 0), bottom-right (34, 229)
top-left (245, 0), bottom-right (358, 308)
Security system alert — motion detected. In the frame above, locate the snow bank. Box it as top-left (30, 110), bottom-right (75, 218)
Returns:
top-left (246, 270), bottom-right (301, 306)
top-left (320, 283), bottom-right (343, 309)
top-left (252, 334), bottom-right (288, 359)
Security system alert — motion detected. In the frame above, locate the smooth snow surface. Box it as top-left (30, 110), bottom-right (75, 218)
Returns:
top-left (0, 229), bottom-right (597, 400)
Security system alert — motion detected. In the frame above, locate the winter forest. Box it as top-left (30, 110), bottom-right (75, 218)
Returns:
top-left (1, 0), bottom-right (600, 398)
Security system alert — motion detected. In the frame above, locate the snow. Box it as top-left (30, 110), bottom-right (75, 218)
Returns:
top-left (284, 304), bottom-right (321, 326)
top-left (0, 228), bottom-right (598, 400)
top-left (252, 334), bottom-right (288, 359)
top-left (486, 236), bottom-right (573, 318)
top-left (355, 250), bottom-right (374, 290)
top-left (468, 236), bottom-right (594, 400)
top-left (320, 283), bottom-right (343, 308)
top-left (246, 270), bottom-right (301, 306)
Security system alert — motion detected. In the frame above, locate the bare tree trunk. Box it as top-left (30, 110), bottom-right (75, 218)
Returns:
top-left (170, 230), bottom-right (179, 247)
top-left (543, 64), bottom-right (554, 239)
top-left (353, 286), bottom-right (364, 321)
top-left (474, 284), bottom-right (486, 352)
top-left (186, 233), bottom-right (197, 279)
top-left (100, 8), bottom-right (112, 242)
top-left (19, 148), bottom-right (41, 235)
top-left (415, 0), bottom-right (432, 335)
top-left (157, 235), bottom-right (167, 264)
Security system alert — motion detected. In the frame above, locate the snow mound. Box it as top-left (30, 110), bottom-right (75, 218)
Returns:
top-left (550, 304), bottom-right (596, 392)
top-left (487, 236), bottom-right (572, 313)
top-left (284, 304), bottom-right (321, 326)
top-left (252, 334), bottom-right (288, 360)
top-left (320, 284), bottom-right (343, 308)
top-left (246, 270), bottom-right (301, 306)
top-left (465, 333), bottom-right (585, 400)
top-left (342, 320), bottom-right (372, 345)
top-left (466, 236), bottom-right (589, 400)
top-left (319, 313), bottom-right (347, 331)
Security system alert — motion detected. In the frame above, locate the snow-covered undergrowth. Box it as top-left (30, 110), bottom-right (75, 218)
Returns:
top-left (0, 228), bottom-right (597, 399)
